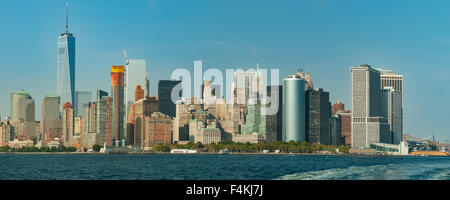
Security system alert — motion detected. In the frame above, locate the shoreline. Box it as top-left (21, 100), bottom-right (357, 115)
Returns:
top-left (0, 152), bottom-right (446, 157)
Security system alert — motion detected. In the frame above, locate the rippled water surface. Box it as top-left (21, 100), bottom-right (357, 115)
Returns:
top-left (0, 154), bottom-right (449, 180)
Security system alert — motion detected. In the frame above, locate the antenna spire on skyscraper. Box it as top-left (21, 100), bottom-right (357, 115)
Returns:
top-left (66, 2), bottom-right (69, 34)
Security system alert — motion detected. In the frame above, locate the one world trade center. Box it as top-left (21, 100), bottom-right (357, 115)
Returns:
top-left (57, 3), bottom-right (75, 110)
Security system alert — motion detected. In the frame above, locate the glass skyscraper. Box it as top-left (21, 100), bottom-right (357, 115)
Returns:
top-left (57, 5), bottom-right (75, 111)
top-left (74, 91), bottom-right (92, 117)
top-left (282, 74), bottom-right (306, 142)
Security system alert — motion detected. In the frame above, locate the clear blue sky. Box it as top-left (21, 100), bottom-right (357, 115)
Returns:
top-left (0, 0), bottom-right (449, 140)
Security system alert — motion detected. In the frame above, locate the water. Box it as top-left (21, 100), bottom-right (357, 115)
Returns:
top-left (0, 154), bottom-right (449, 180)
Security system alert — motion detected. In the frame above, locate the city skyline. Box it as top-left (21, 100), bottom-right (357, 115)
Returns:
top-left (0, 0), bottom-right (449, 139)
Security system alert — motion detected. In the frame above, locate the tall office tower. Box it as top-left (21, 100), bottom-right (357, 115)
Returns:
top-left (202, 80), bottom-right (214, 106)
top-left (10, 90), bottom-right (37, 138)
top-left (125, 59), bottom-right (146, 106)
top-left (350, 64), bottom-right (391, 148)
top-left (82, 103), bottom-right (90, 133)
top-left (74, 91), bottom-right (92, 117)
top-left (62, 102), bottom-right (74, 147)
top-left (381, 87), bottom-right (402, 144)
top-left (10, 89), bottom-right (35, 122)
top-left (330, 115), bottom-right (342, 146)
top-left (82, 102), bottom-right (97, 133)
top-left (135, 85), bottom-right (144, 102)
top-left (241, 98), bottom-right (277, 142)
top-left (96, 91), bottom-right (113, 147)
top-left (89, 103), bottom-right (96, 133)
top-left (306, 88), bottom-right (331, 145)
top-left (282, 74), bottom-right (306, 142)
top-left (173, 101), bottom-right (191, 143)
top-left (145, 78), bottom-right (150, 97)
top-left (41, 95), bottom-right (61, 136)
top-left (332, 101), bottom-right (345, 116)
top-left (111, 66), bottom-right (125, 146)
top-left (126, 104), bottom-right (136, 145)
top-left (378, 68), bottom-right (403, 143)
top-left (125, 59), bottom-right (146, 144)
top-left (133, 96), bottom-right (159, 147)
top-left (267, 85), bottom-right (282, 141)
top-left (57, 4), bottom-right (76, 111)
top-left (296, 70), bottom-right (314, 91)
top-left (158, 80), bottom-right (182, 118)
top-left (95, 90), bottom-right (108, 133)
top-left (233, 68), bottom-right (263, 105)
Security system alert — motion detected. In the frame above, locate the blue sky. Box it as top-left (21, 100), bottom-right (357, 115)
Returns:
top-left (0, 0), bottom-right (449, 140)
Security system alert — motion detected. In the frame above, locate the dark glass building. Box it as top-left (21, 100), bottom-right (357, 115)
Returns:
top-left (158, 80), bottom-right (182, 118)
top-left (305, 88), bottom-right (331, 145)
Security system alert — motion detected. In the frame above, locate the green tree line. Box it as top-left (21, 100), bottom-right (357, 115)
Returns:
top-left (153, 141), bottom-right (350, 154)
top-left (0, 146), bottom-right (77, 153)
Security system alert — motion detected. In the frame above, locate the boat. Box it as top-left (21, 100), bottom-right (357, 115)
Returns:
top-left (171, 149), bottom-right (198, 154)
top-left (219, 149), bottom-right (229, 155)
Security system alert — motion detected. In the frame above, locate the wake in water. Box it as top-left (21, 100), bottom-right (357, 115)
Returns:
top-left (276, 161), bottom-right (450, 180)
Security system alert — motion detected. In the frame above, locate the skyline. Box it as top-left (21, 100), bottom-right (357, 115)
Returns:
top-left (0, 0), bottom-right (449, 139)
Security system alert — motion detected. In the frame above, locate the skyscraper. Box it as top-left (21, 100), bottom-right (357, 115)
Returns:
top-left (74, 91), bottom-right (92, 117)
top-left (282, 74), bottom-right (306, 142)
top-left (233, 68), bottom-right (263, 105)
top-left (125, 59), bottom-right (146, 106)
top-left (57, 4), bottom-right (76, 111)
top-left (381, 87), bottom-right (402, 144)
top-left (95, 90), bottom-right (113, 147)
top-left (62, 102), bottom-right (74, 147)
top-left (350, 64), bottom-right (391, 148)
top-left (158, 80), bottom-right (182, 118)
top-left (378, 68), bottom-right (404, 144)
top-left (10, 89), bottom-right (35, 122)
top-left (267, 85), bottom-right (282, 141)
top-left (111, 66), bottom-right (125, 146)
top-left (306, 88), bottom-right (331, 145)
top-left (41, 95), bottom-right (61, 136)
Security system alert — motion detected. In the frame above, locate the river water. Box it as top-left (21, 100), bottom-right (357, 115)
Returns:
top-left (0, 154), bottom-right (449, 180)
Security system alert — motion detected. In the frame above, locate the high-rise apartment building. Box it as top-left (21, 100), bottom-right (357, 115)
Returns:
top-left (96, 91), bottom-right (113, 147)
top-left (57, 4), bottom-right (76, 111)
top-left (111, 66), bottom-right (125, 147)
top-left (350, 64), bottom-right (391, 148)
top-left (282, 74), bottom-right (306, 142)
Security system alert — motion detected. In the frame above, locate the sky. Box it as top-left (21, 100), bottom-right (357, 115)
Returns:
top-left (0, 0), bottom-right (449, 140)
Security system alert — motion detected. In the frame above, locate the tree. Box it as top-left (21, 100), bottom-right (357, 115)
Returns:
top-left (92, 144), bottom-right (102, 152)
